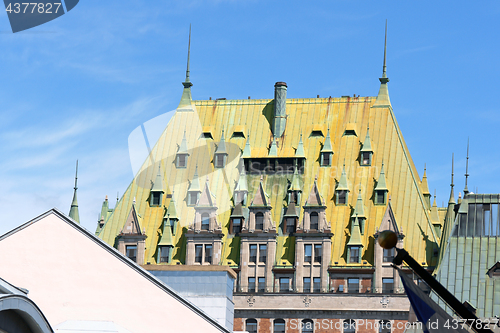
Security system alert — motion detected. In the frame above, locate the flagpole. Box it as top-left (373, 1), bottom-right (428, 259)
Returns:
top-left (392, 247), bottom-right (493, 333)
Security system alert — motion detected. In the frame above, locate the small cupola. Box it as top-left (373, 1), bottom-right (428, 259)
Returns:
top-left (336, 164), bottom-right (349, 205)
top-left (360, 126), bottom-right (373, 166)
top-left (320, 128), bottom-right (333, 166)
top-left (150, 165), bottom-right (164, 207)
top-left (374, 163), bottom-right (388, 205)
top-left (176, 131), bottom-right (189, 168)
top-left (214, 129), bottom-right (228, 168)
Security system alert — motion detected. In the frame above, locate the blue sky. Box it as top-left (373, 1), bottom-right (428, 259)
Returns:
top-left (0, 1), bottom-right (499, 235)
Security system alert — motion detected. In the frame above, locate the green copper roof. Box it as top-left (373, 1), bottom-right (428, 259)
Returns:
top-left (230, 203), bottom-right (244, 218)
top-left (166, 194), bottom-right (179, 220)
top-left (242, 134), bottom-right (251, 158)
top-left (178, 131), bottom-right (189, 155)
top-left (187, 165), bottom-right (201, 192)
top-left (69, 160), bottom-right (80, 224)
top-left (151, 165), bottom-right (165, 193)
top-left (352, 189), bottom-right (365, 218)
top-left (321, 128), bottom-right (333, 153)
top-left (295, 133), bottom-right (305, 158)
top-left (336, 164), bottom-right (349, 191)
top-left (360, 127), bottom-right (373, 152)
top-left (235, 166), bottom-right (248, 193)
top-left (158, 218), bottom-right (174, 247)
top-left (215, 129), bottom-right (228, 155)
top-left (289, 167), bottom-right (301, 192)
top-left (374, 163), bottom-right (388, 190)
top-left (269, 137), bottom-right (278, 156)
top-left (347, 215), bottom-right (363, 246)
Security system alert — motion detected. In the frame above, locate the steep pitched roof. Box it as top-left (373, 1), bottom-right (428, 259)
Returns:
top-left (197, 178), bottom-right (216, 207)
top-left (234, 166), bottom-right (248, 193)
top-left (374, 163), bottom-right (388, 191)
top-left (320, 128), bottom-right (333, 153)
top-left (347, 215), bottom-right (363, 247)
top-left (120, 200), bottom-right (143, 235)
top-left (178, 131), bottom-right (189, 154)
top-left (304, 179), bottom-right (325, 207)
top-left (284, 202), bottom-right (299, 217)
top-left (151, 165), bottom-right (165, 193)
top-left (420, 167), bottom-right (431, 196)
top-left (187, 165), bottom-right (201, 192)
top-left (158, 218), bottom-right (174, 247)
top-left (242, 134), bottom-right (252, 158)
top-left (295, 133), bottom-right (305, 158)
top-left (167, 194), bottom-right (179, 220)
top-left (250, 179), bottom-right (270, 207)
top-left (360, 127), bottom-right (373, 152)
top-left (289, 167), bottom-right (301, 192)
top-left (336, 164), bottom-right (349, 191)
top-left (352, 189), bottom-right (366, 218)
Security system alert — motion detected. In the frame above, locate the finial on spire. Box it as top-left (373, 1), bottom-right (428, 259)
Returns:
top-left (177, 25), bottom-right (194, 110)
top-left (117, 192), bottom-right (119, 202)
top-left (464, 138), bottom-right (470, 195)
top-left (185, 24), bottom-right (192, 85)
top-left (74, 159), bottom-right (78, 190)
top-left (69, 160), bottom-right (80, 224)
top-left (451, 153), bottom-right (454, 188)
top-left (382, 19), bottom-right (387, 79)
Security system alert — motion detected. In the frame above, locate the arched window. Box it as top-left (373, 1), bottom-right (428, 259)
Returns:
top-left (274, 319), bottom-right (286, 333)
top-left (255, 212), bottom-right (264, 230)
top-left (246, 319), bottom-right (257, 333)
top-left (343, 319), bottom-right (356, 333)
top-left (310, 212), bottom-right (319, 230)
top-left (201, 213), bottom-right (210, 230)
top-left (302, 319), bottom-right (314, 333)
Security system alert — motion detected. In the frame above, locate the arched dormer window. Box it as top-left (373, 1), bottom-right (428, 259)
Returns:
top-left (310, 212), bottom-right (319, 230)
top-left (255, 212), bottom-right (264, 230)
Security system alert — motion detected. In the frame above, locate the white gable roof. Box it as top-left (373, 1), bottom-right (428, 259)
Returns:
top-left (0, 208), bottom-right (228, 333)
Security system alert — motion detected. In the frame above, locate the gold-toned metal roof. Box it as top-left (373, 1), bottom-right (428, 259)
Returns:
top-left (99, 95), bottom-right (438, 267)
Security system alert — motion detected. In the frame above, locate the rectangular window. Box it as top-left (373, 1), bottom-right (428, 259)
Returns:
top-left (249, 244), bottom-right (257, 263)
top-left (248, 277), bottom-right (255, 292)
top-left (362, 152), bottom-right (371, 165)
top-left (126, 245), bottom-right (137, 262)
top-left (286, 217), bottom-right (296, 234)
top-left (375, 191), bottom-right (385, 205)
top-left (215, 154), bottom-right (225, 168)
top-left (337, 191), bottom-right (347, 205)
top-left (151, 193), bottom-right (161, 206)
top-left (189, 192), bottom-right (198, 206)
top-left (322, 152), bottom-right (331, 166)
top-left (204, 244), bottom-right (212, 264)
top-left (314, 244), bottom-right (322, 263)
top-left (280, 277), bottom-right (290, 292)
top-left (348, 278), bottom-right (359, 293)
top-left (349, 246), bottom-right (360, 263)
top-left (194, 245), bottom-right (203, 264)
top-left (492, 204), bottom-right (499, 236)
top-left (232, 218), bottom-right (241, 234)
top-left (382, 278), bottom-right (394, 293)
top-left (303, 277), bottom-right (311, 292)
top-left (201, 214), bottom-right (210, 230)
top-left (304, 244), bottom-right (312, 263)
top-left (313, 277), bottom-right (321, 292)
top-left (159, 246), bottom-right (170, 263)
top-left (258, 277), bottom-right (266, 292)
top-left (383, 248), bottom-right (394, 262)
top-left (177, 154), bottom-right (187, 168)
top-left (259, 244), bottom-right (267, 263)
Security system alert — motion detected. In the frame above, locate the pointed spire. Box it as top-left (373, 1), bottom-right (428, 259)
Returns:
top-left (347, 215), bottom-right (363, 246)
top-left (69, 160), bottom-right (80, 224)
top-left (151, 164), bottom-right (165, 193)
top-left (166, 193), bottom-right (179, 220)
top-left (177, 25), bottom-right (194, 110)
top-left (251, 178), bottom-right (270, 207)
top-left (457, 192), bottom-right (462, 205)
top-left (352, 188), bottom-right (365, 218)
top-left (374, 163), bottom-right (388, 190)
top-left (188, 165), bottom-right (201, 192)
top-left (178, 131), bottom-right (189, 154)
top-left (321, 127), bottom-right (333, 153)
top-left (337, 163), bottom-right (349, 191)
top-left (305, 178), bottom-right (325, 206)
top-left (289, 167), bottom-right (301, 192)
top-left (269, 137), bottom-right (278, 156)
top-left (284, 201), bottom-right (299, 217)
top-left (242, 133), bottom-right (252, 158)
top-left (373, 20), bottom-right (391, 108)
top-left (158, 217), bottom-right (174, 247)
top-left (360, 126), bottom-right (373, 152)
top-left (215, 128), bottom-right (227, 154)
top-left (449, 153), bottom-right (456, 205)
top-left (421, 165), bottom-right (431, 195)
top-left (235, 164), bottom-right (248, 193)
top-left (464, 138), bottom-right (470, 195)
top-left (295, 133), bottom-right (305, 158)
top-left (196, 177), bottom-right (216, 207)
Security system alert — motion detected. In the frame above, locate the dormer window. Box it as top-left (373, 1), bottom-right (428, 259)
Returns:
top-left (310, 212), bottom-right (319, 230)
top-left (126, 245), bottom-right (137, 262)
top-left (336, 190), bottom-right (348, 205)
top-left (158, 245), bottom-right (173, 263)
top-left (214, 154), bottom-right (226, 168)
top-left (188, 192), bottom-right (199, 206)
top-left (289, 191), bottom-right (299, 204)
top-left (176, 154), bottom-right (188, 168)
top-left (375, 190), bottom-right (387, 205)
top-left (361, 152), bottom-right (371, 166)
top-left (321, 152), bottom-right (332, 167)
top-left (231, 218), bottom-right (242, 234)
top-left (255, 212), bottom-right (264, 230)
top-left (201, 213), bottom-right (210, 231)
top-left (286, 217), bottom-right (296, 234)
top-left (349, 246), bottom-right (361, 263)
top-left (150, 192), bottom-right (162, 206)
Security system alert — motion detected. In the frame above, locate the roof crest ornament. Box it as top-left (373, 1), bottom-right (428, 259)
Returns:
top-left (177, 24), bottom-right (194, 110)
top-left (373, 20), bottom-right (391, 108)
top-left (464, 138), bottom-right (470, 195)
